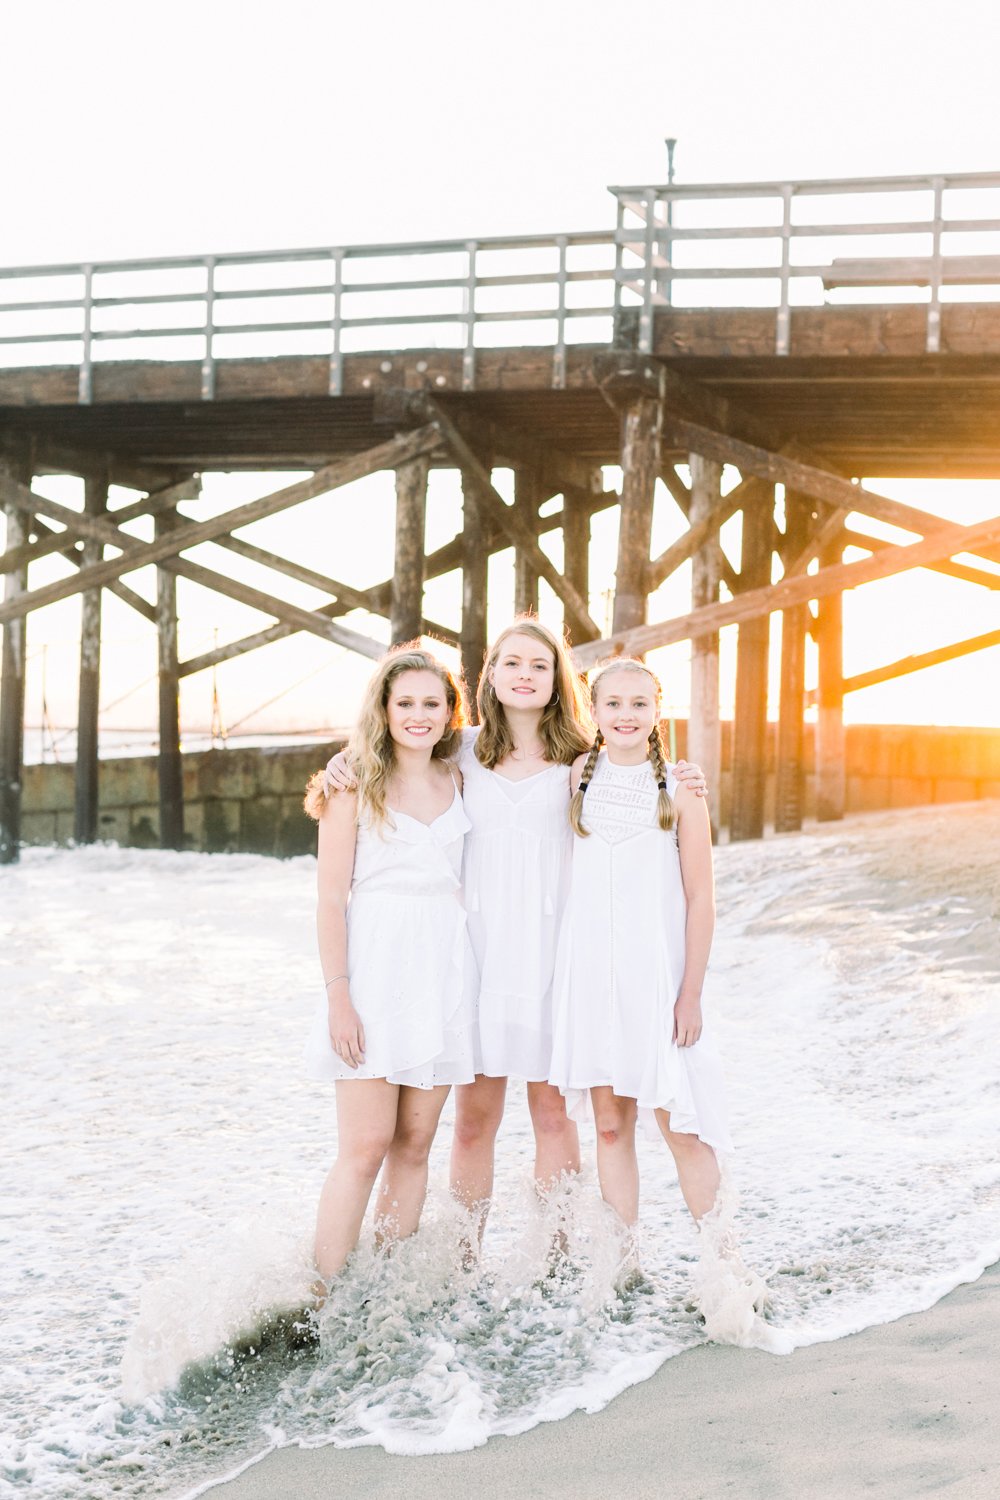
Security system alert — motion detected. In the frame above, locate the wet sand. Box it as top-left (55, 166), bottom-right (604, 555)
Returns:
top-left (208, 1262), bottom-right (1000, 1500)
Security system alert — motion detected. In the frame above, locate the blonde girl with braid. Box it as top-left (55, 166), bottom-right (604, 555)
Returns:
top-left (549, 658), bottom-right (732, 1242)
top-left (302, 645), bottom-right (477, 1284)
top-left (323, 620), bottom-right (710, 1252)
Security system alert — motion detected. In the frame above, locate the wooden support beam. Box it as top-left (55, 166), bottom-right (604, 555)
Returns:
top-left (0, 451), bottom-right (32, 864)
top-left (155, 509), bottom-right (184, 852)
top-left (613, 395), bottom-right (659, 638)
top-left (655, 465), bottom-right (743, 594)
top-left (0, 425), bottom-right (442, 628)
top-left (391, 455), bottom-right (430, 644)
top-left (0, 431), bottom-right (180, 494)
top-left (816, 525), bottom-right (846, 823)
top-left (165, 557), bottom-right (388, 660)
top-left (687, 455), bottom-right (723, 843)
top-left (212, 534), bottom-right (457, 646)
top-left (427, 401), bottom-right (601, 642)
top-left (460, 469), bottom-right (489, 706)
top-left (73, 471), bottom-right (108, 845)
top-left (563, 497), bottom-right (595, 639)
top-left (659, 413), bottom-right (1000, 570)
top-left (840, 527), bottom-right (1000, 592)
top-left (30, 516), bottom-right (157, 624)
top-left (647, 479), bottom-right (749, 593)
top-left (807, 627), bottom-right (1000, 702)
top-left (774, 492), bottom-right (812, 834)
top-left (0, 478), bottom-right (199, 580)
top-left (513, 468), bottom-right (540, 616)
top-left (573, 510), bottom-right (1000, 669)
top-left (730, 487), bottom-right (775, 842)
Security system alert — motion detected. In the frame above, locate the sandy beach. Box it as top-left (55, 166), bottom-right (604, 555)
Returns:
top-left (209, 1261), bottom-right (1000, 1500)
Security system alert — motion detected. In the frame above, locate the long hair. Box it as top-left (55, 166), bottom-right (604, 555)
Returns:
top-left (304, 643), bottom-right (468, 825)
top-left (569, 657), bottom-right (675, 837)
top-left (474, 617), bottom-right (592, 769)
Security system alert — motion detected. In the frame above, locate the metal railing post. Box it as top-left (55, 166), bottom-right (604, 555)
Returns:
top-left (462, 240), bottom-right (478, 390)
top-left (775, 183), bottom-right (793, 354)
top-left (553, 234), bottom-right (568, 389)
top-left (200, 255), bottom-right (217, 400)
top-left (79, 264), bottom-right (94, 404)
top-left (638, 188), bottom-right (657, 354)
top-left (926, 176), bottom-right (945, 353)
top-left (329, 248), bottom-right (344, 396)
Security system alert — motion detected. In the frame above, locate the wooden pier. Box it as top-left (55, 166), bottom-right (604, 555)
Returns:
top-left (3, 170), bottom-right (1000, 859)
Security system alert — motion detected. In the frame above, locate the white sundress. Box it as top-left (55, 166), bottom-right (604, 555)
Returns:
top-left (303, 780), bottom-right (478, 1089)
top-left (548, 755), bottom-right (732, 1152)
top-left (458, 727), bottom-right (573, 1081)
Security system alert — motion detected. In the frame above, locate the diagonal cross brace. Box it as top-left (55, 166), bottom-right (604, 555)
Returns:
top-left (0, 425), bottom-right (441, 628)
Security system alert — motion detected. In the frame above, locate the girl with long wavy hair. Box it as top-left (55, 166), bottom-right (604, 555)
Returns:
top-left (324, 619), bottom-right (708, 1251)
top-left (303, 645), bottom-right (477, 1283)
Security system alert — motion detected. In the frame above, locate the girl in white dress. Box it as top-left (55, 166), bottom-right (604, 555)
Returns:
top-left (324, 620), bottom-right (709, 1248)
top-left (303, 646), bottom-right (477, 1282)
top-left (549, 657), bottom-right (731, 1235)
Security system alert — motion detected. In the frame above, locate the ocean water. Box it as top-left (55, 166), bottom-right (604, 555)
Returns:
top-left (2, 805), bottom-right (999, 1499)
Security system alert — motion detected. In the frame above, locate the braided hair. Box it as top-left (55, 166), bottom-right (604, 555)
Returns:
top-left (568, 658), bottom-right (676, 838)
top-left (568, 731), bottom-right (604, 838)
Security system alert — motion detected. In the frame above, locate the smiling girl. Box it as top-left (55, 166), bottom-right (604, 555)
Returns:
top-left (324, 618), bottom-right (709, 1250)
top-left (548, 657), bottom-right (731, 1243)
top-left (303, 646), bottom-right (477, 1282)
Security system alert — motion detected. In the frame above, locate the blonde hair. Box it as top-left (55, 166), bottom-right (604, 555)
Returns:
top-left (569, 658), bottom-right (675, 837)
top-left (475, 617), bottom-right (592, 770)
top-left (304, 643), bottom-right (467, 825)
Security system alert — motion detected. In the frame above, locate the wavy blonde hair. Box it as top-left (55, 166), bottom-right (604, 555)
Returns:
top-left (304, 643), bottom-right (468, 825)
top-left (475, 617), bottom-right (593, 770)
top-left (569, 657), bottom-right (675, 837)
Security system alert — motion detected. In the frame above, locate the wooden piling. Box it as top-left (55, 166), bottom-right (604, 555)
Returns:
top-left (687, 454), bottom-right (723, 840)
top-left (774, 491), bottom-right (811, 833)
top-left (73, 471), bottom-right (109, 843)
top-left (816, 521), bottom-right (846, 822)
top-left (0, 453), bottom-right (32, 864)
top-left (513, 468), bottom-right (540, 615)
top-left (563, 499), bottom-right (594, 640)
top-left (390, 455), bottom-right (430, 644)
top-left (612, 395), bottom-right (659, 637)
top-left (155, 509), bottom-right (184, 850)
top-left (729, 484), bottom-right (775, 842)
top-left (461, 468), bottom-right (489, 709)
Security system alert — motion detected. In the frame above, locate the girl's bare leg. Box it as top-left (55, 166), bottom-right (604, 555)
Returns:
top-left (450, 1074), bottom-right (507, 1237)
top-left (527, 1081), bottom-right (581, 1194)
top-left (655, 1108), bottom-right (721, 1220)
top-left (591, 1087), bottom-right (640, 1226)
top-left (314, 1079), bottom-right (399, 1281)
top-left (376, 1084), bottom-right (452, 1247)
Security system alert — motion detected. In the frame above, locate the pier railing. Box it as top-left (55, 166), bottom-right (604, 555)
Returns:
top-left (2, 171), bottom-right (999, 399)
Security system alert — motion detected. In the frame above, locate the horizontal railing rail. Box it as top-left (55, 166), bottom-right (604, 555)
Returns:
top-left (1, 172), bottom-right (999, 399)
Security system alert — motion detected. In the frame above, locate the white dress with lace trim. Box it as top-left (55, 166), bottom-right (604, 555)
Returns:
top-left (548, 754), bottom-right (732, 1151)
top-left (303, 783), bottom-right (478, 1089)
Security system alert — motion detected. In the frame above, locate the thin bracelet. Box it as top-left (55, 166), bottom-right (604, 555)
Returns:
top-left (324, 974), bottom-right (348, 989)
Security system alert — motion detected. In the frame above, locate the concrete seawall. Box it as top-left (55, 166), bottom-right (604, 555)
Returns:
top-left (19, 724), bottom-right (1000, 857)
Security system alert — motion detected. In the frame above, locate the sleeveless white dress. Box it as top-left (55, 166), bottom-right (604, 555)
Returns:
top-left (458, 728), bottom-right (572, 1081)
top-left (548, 755), bottom-right (732, 1152)
top-left (303, 781), bottom-right (478, 1089)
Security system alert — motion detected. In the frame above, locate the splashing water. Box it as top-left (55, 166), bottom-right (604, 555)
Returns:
top-left (2, 805), bottom-right (998, 1497)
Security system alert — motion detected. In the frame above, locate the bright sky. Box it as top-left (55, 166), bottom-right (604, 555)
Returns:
top-left (4, 0), bottom-right (1000, 751)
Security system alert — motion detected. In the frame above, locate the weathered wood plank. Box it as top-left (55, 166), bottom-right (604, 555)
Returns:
top-left (730, 487), bottom-right (774, 842)
top-left (807, 626), bottom-right (1000, 701)
top-left (686, 455), bottom-right (723, 842)
top-left (391, 455), bottom-right (429, 643)
top-left (573, 510), bottom-right (1000, 667)
top-left (0, 450), bottom-right (32, 864)
top-left (155, 508), bottom-right (185, 851)
top-left (428, 401), bottom-right (601, 641)
top-left (774, 492), bottom-right (812, 833)
top-left (0, 425), bottom-right (443, 627)
top-left (460, 470), bottom-right (489, 702)
top-left (513, 468), bottom-right (540, 616)
top-left (613, 395), bottom-right (659, 638)
top-left (74, 472), bottom-right (108, 844)
top-left (816, 523), bottom-right (846, 823)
